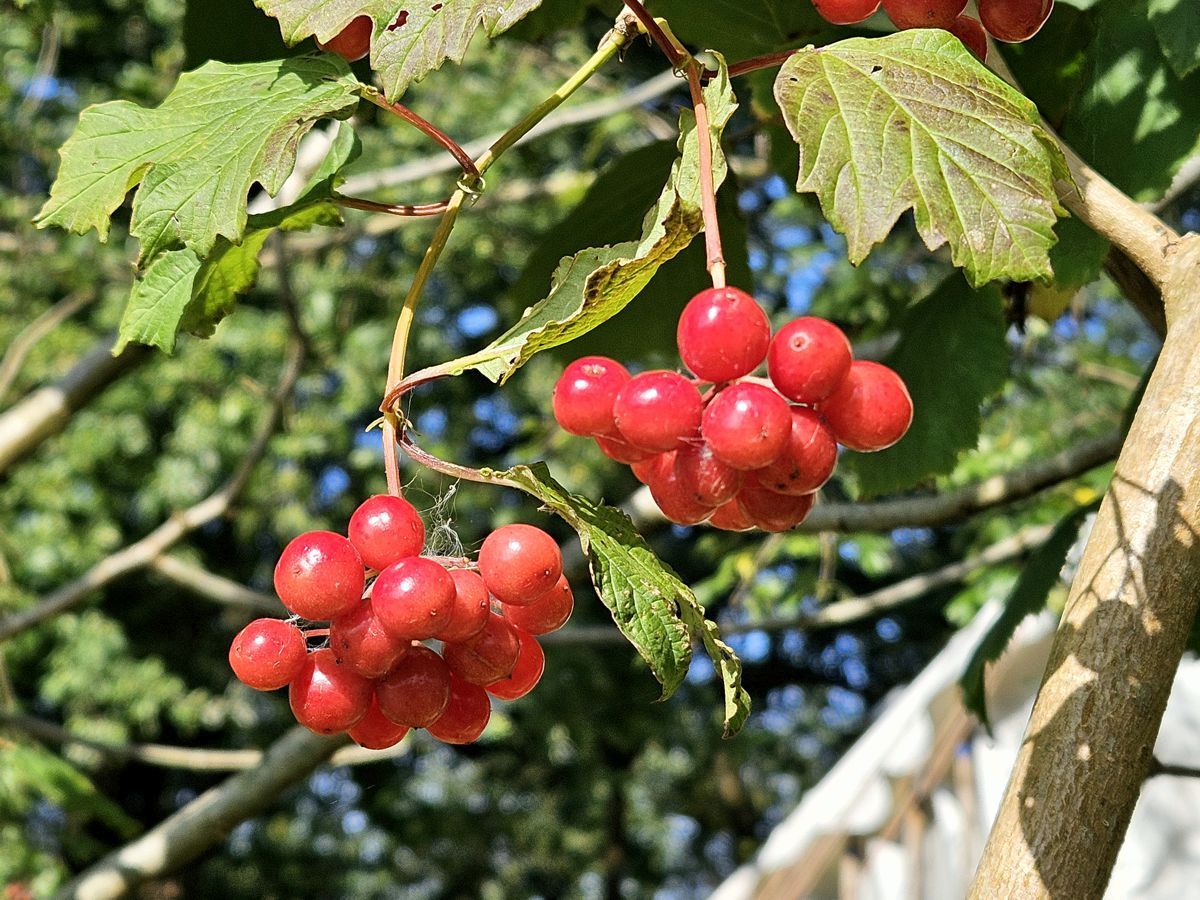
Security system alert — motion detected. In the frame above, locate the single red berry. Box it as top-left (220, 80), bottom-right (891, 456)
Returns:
top-left (288, 648), bottom-right (373, 735)
top-left (701, 383), bottom-right (792, 470)
top-left (435, 569), bottom-right (491, 644)
top-left (708, 499), bottom-right (755, 532)
top-left (612, 371), bottom-right (703, 453)
top-left (737, 479), bottom-right (816, 533)
top-left (595, 435), bottom-right (655, 464)
top-left (819, 360), bottom-right (913, 452)
top-left (427, 675), bottom-right (492, 745)
top-left (274, 531), bottom-right (365, 621)
top-left (647, 457), bottom-right (717, 526)
top-left (676, 287), bottom-right (771, 383)
top-left (374, 645), bottom-right (451, 728)
top-left (372, 557), bottom-right (457, 641)
top-left (503, 575), bottom-right (573, 635)
top-left (487, 630), bottom-right (545, 701)
top-left (315, 15), bottom-right (373, 62)
top-left (329, 600), bottom-right (408, 679)
top-left (443, 613), bottom-right (521, 685)
top-left (348, 494), bottom-right (425, 571)
top-left (631, 452), bottom-right (674, 485)
top-left (978, 0), bottom-right (1052, 42)
top-left (946, 14), bottom-right (988, 59)
top-left (228, 618), bottom-right (307, 691)
top-left (767, 317), bottom-right (853, 405)
top-left (674, 442), bottom-right (742, 507)
top-left (755, 408), bottom-right (839, 496)
top-left (347, 694), bottom-right (410, 750)
top-left (812, 0), bottom-right (882, 25)
top-left (881, 0), bottom-right (967, 30)
top-left (553, 357), bottom-right (631, 436)
top-left (478, 524), bottom-right (562, 606)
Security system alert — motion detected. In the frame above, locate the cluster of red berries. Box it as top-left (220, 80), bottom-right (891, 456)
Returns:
top-left (228, 496), bottom-right (573, 749)
top-left (552, 287), bottom-right (913, 532)
top-left (812, 0), bottom-right (1054, 60)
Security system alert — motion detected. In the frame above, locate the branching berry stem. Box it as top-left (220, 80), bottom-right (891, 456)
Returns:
top-left (686, 62), bottom-right (727, 289)
top-left (728, 50), bottom-right (798, 79)
top-left (621, 0), bottom-right (687, 69)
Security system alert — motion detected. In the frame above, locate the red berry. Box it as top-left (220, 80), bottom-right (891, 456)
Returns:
top-left (767, 318), bottom-right (853, 405)
top-left (676, 287), bottom-right (770, 383)
top-left (228, 618), bottom-right (307, 691)
top-left (478, 524), bottom-right (562, 606)
top-left (978, 0), bottom-right (1052, 42)
top-left (754, 408), bottom-right (839, 496)
top-left (315, 15), bottom-right (373, 62)
top-left (427, 675), bottom-right (491, 745)
top-left (701, 383), bottom-right (792, 470)
top-left (647, 459), bottom-right (717, 526)
top-left (737, 479), bottom-right (816, 533)
top-left (812, 0), bottom-right (882, 25)
top-left (553, 357), bottom-right (631, 436)
top-left (435, 569), bottom-right (491, 644)
top-left (329, 600), bottom-right (408, 679)
top-left (612, 371), bottom-right (703, 453)
top-left (487, 630), bottom-right (545, 701)
top-left (631, 452), bottom-right (672, 485)
top-left (595, 435), bottom-right (654, 464)
top-left (347, 694), bottom-right (410, 750)
top-left (881, 0), bottom-right (967, 29)
top-left (274, 531), bottom-right (365, 621)
top-left (673, 442), bottom-right (742, 507)
top-left (374, 645), bottom-right (451, 728)
top-left (947, 14), bottom-right (988, 59)
top-left (443, 613), bottom-right (521, 685)
top-left (348, 494), bottom-right (425, 571)
top-left (288, 648), bottom-right (373, 735)
top-left (819, 360), bottom-right (913, 452)
top-left (372, 557), bottom-right (456, 641)
top-left (504, 576), bottom-right (573, 635)
top-left (708, 500), bottom-right (755, 532)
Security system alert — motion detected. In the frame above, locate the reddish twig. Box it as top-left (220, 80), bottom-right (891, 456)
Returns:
top-left (728, 50), bottom-right (798, 79)
top-left (621, 0), bottom-right (687, 69)
top-left (686, 62), bottom-right (726, 289)
top-left (361, 89), bottom-right (481, 181)
top-left (335, 195), bottom-right (450, 217)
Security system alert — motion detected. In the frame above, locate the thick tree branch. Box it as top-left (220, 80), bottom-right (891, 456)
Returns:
top-left (148, 556), bottom-right (281, 616)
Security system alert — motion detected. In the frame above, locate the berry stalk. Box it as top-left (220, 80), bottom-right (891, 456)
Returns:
top-left (360, 87), bottom-right (480, 181)
top-left (686, 62), bottom-right (727, 290)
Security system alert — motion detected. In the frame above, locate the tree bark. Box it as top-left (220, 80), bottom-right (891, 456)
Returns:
top-left (969, 236), bottom-right (1200, 898)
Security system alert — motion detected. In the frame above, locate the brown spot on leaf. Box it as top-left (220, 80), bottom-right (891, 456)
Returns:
top-left (387, 10), bottom-right (409, 30)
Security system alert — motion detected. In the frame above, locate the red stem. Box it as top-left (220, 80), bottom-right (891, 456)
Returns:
top-left (686, 63), bottom-right (726, 289)
top-left (363, 91), bottom-right (481, 181)
top-left (728, 50), bottom-right (798, 79)
top-left (335, 195), bottom-right (450, 217)
top-left (621, 0), bottom-right (687, 68)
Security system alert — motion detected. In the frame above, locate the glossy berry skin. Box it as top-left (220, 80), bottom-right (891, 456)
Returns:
top-left (674, 442), bottom-right (742, 507)
top-left (647, 461), bottom-right (717, 526)
top-left (347, 694), bottom-right (410, 750)
top-left (427, 675), bottom-right (492, 745)
top-left (553, 357), bottom-right (631, 437)
top-left (503, 575), bottom-right (573, 635)
top-left (315, 15), bottom-right (373, 62)
top-left (329, 600), bottom-right (407, 679)
top-left (288, 648), bottom-right (373, 735)
top-left (435, 569), bottom-right (491, 644)
top-left (947, 14), bottom-right (988, 60)
top-left (374, 645), bottom-right (451, 728)
top-left (443, 613), bottom-right (521, 685)
top-left (881, 0), bottom-right (967, 29)
top-left (813, 0), bottom-right (882, 25)
top-left (612, 371), bottom-right (703, 453)
top-left (631, 452), bottom-right (673, 485)
top-left (595, 435), bottom-right (654, 464)
top-left (676, 287), bottom-right (771, 383)
top-left (372, 557), bottom-right (457, 641)
top-left (228, 618), bottom-right (307, 691)
top-left (478, 524), bottom-right (562, 606)
top-left (767, 318), bottom-right (853, 405)
top-left (755, 408), bottom-right (839, 496)
top-left (274, 531), bottom-right (365, 621)
top-left (708, 500), bottom-right (755, 533)
top-left (978, 0), bottom-right (1052, 42)
top-left (819, 360), bottom-right (914, 452)
top-left (348, 494), bottom-right (425, 571)
top-left (487, 630), bottom-right (545, 700)
top-left (737, 479), bottom-right (816, 533)
top-left (701, 383), bottom-right (792, 470)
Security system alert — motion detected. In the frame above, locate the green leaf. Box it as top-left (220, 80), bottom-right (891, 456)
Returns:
top-left (847, 278), bottom-right (1009, 497)
top-left (960, 504), bottom-right (1098, 729)
top-left (1047, 214), bottom-right (1110, 293)
top-left (116, 250), bottom-right (205, 353)
top-left (457, 54), bottom-right (737, 383)
top-left (1, 744), bottom-right (140, 839)
top-left (1149, 0), bottom-right (1200, 78)
top-left (35, 56), bottom-right (359, 264)
top-left (773, 30), bottom-right (1069, 287)
top-left (254, 0), bottom-right (540, 99)
top-left (653, 0), bottom-right (836, 60)
top-left (504, 462), bottom-right (750, 736)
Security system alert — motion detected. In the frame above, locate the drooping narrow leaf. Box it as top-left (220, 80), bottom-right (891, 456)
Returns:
top-left (773, 30), bottom-right (1069, 287)
top-left (254, 0), bottom-right (541, 99)
top-left (505, 463), bottom-right (751, 736)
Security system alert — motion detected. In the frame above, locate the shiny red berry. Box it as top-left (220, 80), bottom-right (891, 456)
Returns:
top-left (947, 14), bottom-right (988, 59)
top-left (315, 15), bottom-right (373, 62)
top-left (348, 494), bottom-right (425, 571)
top-left (647, 458), bottom-right (717, 526)
top-left (329, 600), bottom-right (408, 679)
top-left (812, 0), bottom-right (882, 25)
top-left (676, 287), bottom-right (770, 383)
top-left (595, 435), bottom-right (655, 464)
top-left (819, 360), bottom-right (913, 452)
top-left (701, 383), bottom-right (792, 470)
top-left (435, 569), bottom-right (491, 644)
top-left (978, 0), bottom-right (1052, 42)
top-left (347, 694), bottom-right (410, 750)
top-left (374, 645), bottom-right (451, 728)
top-left (612, 371), bottom-right (702, 453)
top-left (443, 613), bottom-right (521, 685)
top-left (372, 557), bottom-right (457, 641)
top-left (881, 0), bottom-right (967, 29)
top-left (274, 531), bottom-right (364, 621)
top-left (427, 675), bottom-right (492, 745)
top-left (228, 618), bottom-right (307, 691)
top-left (737, 479), bottom-right (816, 533)
top-left (478, 524), bottom-right (562, 606)
top-left (288, 648), bottom-right (373, 734)
top-left (708, 500), bottom-right (756, 532)
top-left (631, 452), bottom-right (674, 485)
top-left (673, 442), bottom-right (742, 507)
top-left (503, 576), bottom-right (574, 635)
top-left (767, 317), bottom-right (853, 405)
top-left (755, 408), bottom-right (839, 496)
top-left (552, 357), bottom-right (631, 437)
top-left (487, 630), bottom-right (546, 701)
